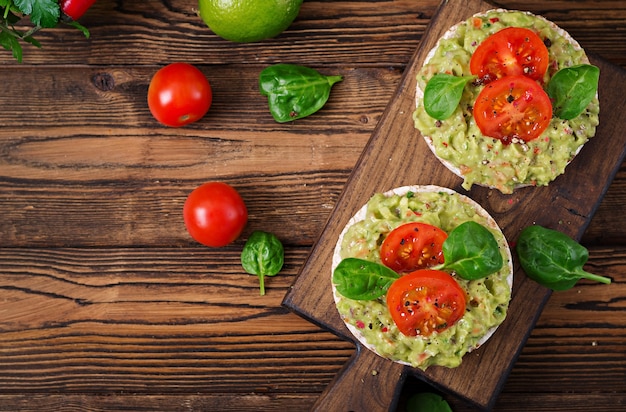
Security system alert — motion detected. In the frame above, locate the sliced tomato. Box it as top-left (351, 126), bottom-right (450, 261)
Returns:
top-left (380, 222), bottom-right (448, 273)
top-left (473, 75), bottom-right (552, 144)
top-left (386, 269), bottom-right (466, 337)
top-left (470, 27), bottom-right (549, 82)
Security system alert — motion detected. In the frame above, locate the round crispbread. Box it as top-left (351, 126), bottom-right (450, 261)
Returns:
top-left (414, 9), bottom-right (598, 194)
top-left (331, 185), bottom-right (513, 370)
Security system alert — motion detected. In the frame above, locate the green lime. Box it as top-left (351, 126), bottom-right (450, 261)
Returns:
top-left (198, 0), bottom-right (303, 43)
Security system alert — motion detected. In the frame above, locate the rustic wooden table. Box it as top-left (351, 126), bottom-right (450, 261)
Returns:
top-left (1, 1), bottom-right (624, 411)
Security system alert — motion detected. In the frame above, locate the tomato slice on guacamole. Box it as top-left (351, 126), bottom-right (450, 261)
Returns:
top-left (473, 75), bottom-right (553, 144)
top-left (380, 222), bottom-right (447, 273)
top-left (386, 269), bottom-right (467, 337)
top-left (470, 27), bottom-right (549, 82)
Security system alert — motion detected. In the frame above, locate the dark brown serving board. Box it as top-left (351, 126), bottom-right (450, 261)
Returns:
top-left (282, 0), bottom-right (626, 410)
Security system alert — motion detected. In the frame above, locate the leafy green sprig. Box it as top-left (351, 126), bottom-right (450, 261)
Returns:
top-left (0, 0), bottom-right (89, 62)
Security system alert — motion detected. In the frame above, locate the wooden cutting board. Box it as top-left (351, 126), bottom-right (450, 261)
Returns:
top-left (282, 0), bottom-right (626, 410)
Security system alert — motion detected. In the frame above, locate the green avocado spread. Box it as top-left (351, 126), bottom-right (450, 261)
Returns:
top-left (413, 10), bottom-right (599, 194)
top-left (334, 189), bottom-right (511, 370)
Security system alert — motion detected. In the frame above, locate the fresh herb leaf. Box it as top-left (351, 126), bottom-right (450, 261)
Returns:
top-left (1, 0), bottom-right (91, 61)
top-left (14, 0), bottom-right (59, 28)
top-left (0, 30), bottom-right (23, 61)
top-left (406, 392), bottom-right (452, 412)
top-left (333, 257), bottom-right (400, 300)
top-left (67, 19), bottom-right (90, 38)
top-left (436, 221), bottom-right (503, 280)
top-left (516, 225), bottom-right (611, 290)
top-left (547, 64), bottom-right (599, 120)
top-left (423, 73), bottom-right (474, 120)
top-left (241, 231), bottom-right (284, 296)
top-left (259, 64), bottom-right (342, 123)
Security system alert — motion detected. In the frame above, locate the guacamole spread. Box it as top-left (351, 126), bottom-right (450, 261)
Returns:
top-left (414, 10), bottom-right (599, 194)
top-left (332, 186), bottom-right (512, 370)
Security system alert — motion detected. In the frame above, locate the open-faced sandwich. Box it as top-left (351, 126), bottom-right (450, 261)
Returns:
top-left (331, 186), bottom-right (512, 370)
top-left (414, 9), bottom-right (600, 194)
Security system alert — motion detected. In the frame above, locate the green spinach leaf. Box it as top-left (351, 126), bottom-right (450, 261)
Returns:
top-left (333, 257), bottom-right (400, 300)
top-left (436, 221), bottom-right (503, 280)
top-left (547, 64), bottom-right (599, 120)
top-left (406, 392), bottom-right (452, 412)
top-left (516, 225), bottom-right (611, 290)
top-left (423, 73), bottom-right (474, 120)
top-left (259, 64), bottom-right (342, 123)
top-left (241, 231), bottom-right (284, 296)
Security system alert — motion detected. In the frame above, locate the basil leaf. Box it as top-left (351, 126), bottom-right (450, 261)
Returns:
top-left (439, 221), bottom-right (503, 280)
top-left (423, 73), bottom-right (473, 120)
top-left (259, 64), bottom-right (342, 123)
top-left (547, 64), bottom-right (599, 120)
top-left (516, 225), bottom-right (611, 291)
top-left (241, 231), bottom-right (284, 296)
top-left (333, 258), bottom-right (400, 300)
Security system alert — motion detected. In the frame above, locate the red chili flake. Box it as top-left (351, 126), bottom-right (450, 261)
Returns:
top-left (381, 326), bottom-right (389, 333)
top-left (356, 320), bottom-right (365, 329)
top-left (489, 17), bottom-right (500, 23)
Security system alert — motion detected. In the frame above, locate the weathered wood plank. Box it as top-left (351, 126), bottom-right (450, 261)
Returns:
top-left (1, 166), bottom-right (623, 247)
top-left (0, 63), bottom-right (624, 247)
top-left (0, 246), bottom-right (622, 409)
top-left (2, 1), bottom-right (625, 68)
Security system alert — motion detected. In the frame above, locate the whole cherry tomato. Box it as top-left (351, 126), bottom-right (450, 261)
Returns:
top-left (148, 63), bottom-right (212, 127)
top-left (470, 27), bottom-right (549, 83)
top-left (386, 269), bottom-right (466, 337)
top-left (183, 182), bottom-right (248, 247)
top-left (380, 222), bottom-right (448, 273)
top-left (473, 75), bottom-right (553, 144)
top-left (60, 0), bottom-right (97, 21)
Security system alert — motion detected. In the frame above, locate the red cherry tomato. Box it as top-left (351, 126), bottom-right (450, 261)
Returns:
top-left (473, 75), bottom-right (553, 144)
top-left (470, 27), bottom-right (549, 83)
top-left (60, 0), bottom-right (97, 21)
top-left (380, 222), bottom-right (448, 273)
top-left (148, 63), bottom-right (212, 127)
top-left (386, 269), bottom-right (466, 337)
top-left (183, 182), bottom-right (247, 247)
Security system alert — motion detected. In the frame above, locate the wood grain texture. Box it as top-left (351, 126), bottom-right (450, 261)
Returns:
top-left (0, 0), bottom-right (625, 411)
